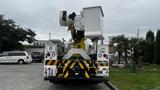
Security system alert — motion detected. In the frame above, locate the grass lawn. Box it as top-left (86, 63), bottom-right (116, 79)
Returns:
top-left (108, 64), bottom-right (160, 90)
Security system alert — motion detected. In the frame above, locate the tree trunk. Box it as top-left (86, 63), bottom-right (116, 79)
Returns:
top-left (124, 51), bottom-right (128, 64)
top-left (118, 51), bottom-right (121, 64)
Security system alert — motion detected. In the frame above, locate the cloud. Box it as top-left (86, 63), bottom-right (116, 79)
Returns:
top-left (0, 0), bottom-right (160, 40)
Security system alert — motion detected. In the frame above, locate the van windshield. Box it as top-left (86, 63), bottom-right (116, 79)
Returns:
top-left (0, 52), bottom-right (8, 57)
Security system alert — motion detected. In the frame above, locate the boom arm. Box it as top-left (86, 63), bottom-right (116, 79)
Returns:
top-left (60, 11), bottom-right (86, 50)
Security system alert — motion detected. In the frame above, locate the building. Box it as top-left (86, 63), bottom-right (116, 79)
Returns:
top-left (24, 39), bottom-right (64, 54)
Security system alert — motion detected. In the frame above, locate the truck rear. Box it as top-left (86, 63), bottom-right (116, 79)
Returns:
top-left (44, 44), bottom-right (109, 83)
top-left (44, 6), bottom-right (109, 83)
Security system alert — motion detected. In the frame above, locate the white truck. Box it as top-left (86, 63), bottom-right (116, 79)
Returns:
top-left (44, 6), bottom-right (109, 83)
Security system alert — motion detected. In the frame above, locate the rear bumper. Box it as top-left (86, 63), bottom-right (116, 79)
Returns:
top-left (26, 61), bottom-right (32, 63)
top-left (45, 76), bottom-right (105, 83)
top-left (25, 59), bottom-right (32, 63)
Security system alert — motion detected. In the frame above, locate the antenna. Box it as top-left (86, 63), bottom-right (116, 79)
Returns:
top-left (137, 28), bottom-right (139, 39)
top-left (48, 33), bottom-right (51, 40)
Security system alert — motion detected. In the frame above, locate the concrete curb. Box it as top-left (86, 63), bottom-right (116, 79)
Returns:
top-left (104, 80), bottom-right (119, 90)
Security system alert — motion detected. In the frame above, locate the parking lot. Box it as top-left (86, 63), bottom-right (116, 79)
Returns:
top-left (0, 63), bottom-right (111, 90)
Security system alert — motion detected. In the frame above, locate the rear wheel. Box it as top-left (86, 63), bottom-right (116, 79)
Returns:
top-left (18, 59), bottom-right (24, 64)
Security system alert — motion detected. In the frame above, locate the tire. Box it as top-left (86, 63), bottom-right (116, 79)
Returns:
top-left (18, 59), bottom-right (24, 64)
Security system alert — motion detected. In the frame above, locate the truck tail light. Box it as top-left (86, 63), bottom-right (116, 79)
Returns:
top-left (103, 54), bottom-right (108, 59)
top-left (103, 54), bottom-right (106, 57)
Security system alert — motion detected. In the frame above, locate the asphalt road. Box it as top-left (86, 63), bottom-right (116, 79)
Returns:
top-left (0, 63), bottom-right (111, 90)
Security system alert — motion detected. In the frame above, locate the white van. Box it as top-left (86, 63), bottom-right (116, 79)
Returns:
top-left (0, 51), bottom-right (32, 64)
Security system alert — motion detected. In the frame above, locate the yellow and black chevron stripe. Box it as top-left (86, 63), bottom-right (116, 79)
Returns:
top-left (45, 60), bottom-right (108, 67)
top-left (62, 60), bottom-right (92, 79)
top-left (96, 62), bottom-right (108, 67)
top-left (45, 60), bottom-right (66, 67)
top-left (45, 60), bottom-right (92, 66)
top-left (45, 60), bottom-right (96, 79)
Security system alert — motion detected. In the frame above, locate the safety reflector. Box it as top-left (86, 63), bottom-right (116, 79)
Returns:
top-left (98, 54), bottom-right (102, 58)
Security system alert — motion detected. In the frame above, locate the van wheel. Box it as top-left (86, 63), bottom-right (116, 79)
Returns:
top-left (18, 59), bottom-right (24, 64)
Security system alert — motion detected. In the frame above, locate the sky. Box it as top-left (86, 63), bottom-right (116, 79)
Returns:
top-left (0, 0), bottom-right (160, 41)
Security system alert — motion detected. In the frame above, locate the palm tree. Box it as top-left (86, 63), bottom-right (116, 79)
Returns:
top-left (111, 35), bottom-right (129, 64)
